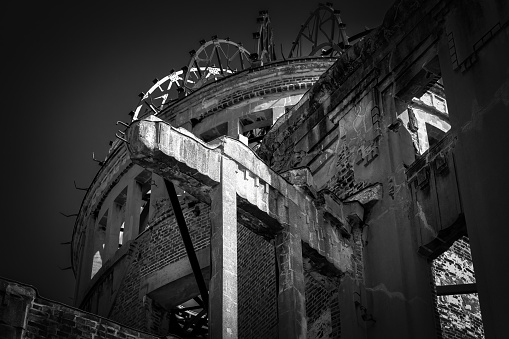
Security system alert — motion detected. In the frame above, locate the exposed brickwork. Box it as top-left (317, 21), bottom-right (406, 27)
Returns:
top-left (237, 223), bottom-right (278, 339)
top-left (305, 271), bottom-right (340, 339)
top-left (329, 143), bottom-right (369, 200)
top-left (351, 227), bottom-right (364, 284)
top-left (80, 202), bottom-right (210, 335)
top-left (140, 202), bottom-right (210, 278)
top-left (432, 237), bottom-right (484, 338)
top-left (107, 203), bottom-right (210, 330)
top-left (329, 291), bottom-right (341, 338)
top-left (0, 279), bottom-right (173, 339)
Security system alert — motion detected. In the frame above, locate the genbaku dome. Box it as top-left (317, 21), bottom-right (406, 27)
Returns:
top-left (2, 0), bottom-right (508, 338)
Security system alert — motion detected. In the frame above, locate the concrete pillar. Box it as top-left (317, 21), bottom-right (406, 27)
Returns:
top-left (124, 178), bottom-right (142, 242)
top-left (148, 173), bottom-right (168, 222)
top-left (209, 157), bottom-right (238, 339)
top-left (275, 197), bottom-right (307, 339)
top-left (228, 119), bottom-right (240, 138)
top-left (367, 87), bottom-right (437, 339)
top-left (104, 203), bottom-right (123, 260)
top-left (437, 6), bottom-right (509, 336)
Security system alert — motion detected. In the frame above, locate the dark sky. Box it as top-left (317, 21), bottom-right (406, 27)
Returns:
top-left (2, 0), bottom-right (394, 305)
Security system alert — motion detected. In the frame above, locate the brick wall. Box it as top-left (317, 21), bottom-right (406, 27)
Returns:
top-left (0, 279), bottom-right (176, 339)
top-left (432, 237), bottom-right (484, 338)
top-left (80, 202), bottom-right (211, 335)
top-left (139, 202), bottom-right (210, 278)
top-left (328, 143), bottom-right (369, 200)
top-left (305, 271), bottom-right (340, 339)
top-left (237, 223), bottom-right (278, 339)
top-left (351, 227), bottom-right (364, 284)
top-left (107, 245), bottom-right (147, 331)
top-left (108, 203), bottom-right (210, 331)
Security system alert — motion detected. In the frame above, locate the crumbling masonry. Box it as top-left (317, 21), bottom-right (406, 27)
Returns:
top-left (2, 0), bottom-right (508, 338)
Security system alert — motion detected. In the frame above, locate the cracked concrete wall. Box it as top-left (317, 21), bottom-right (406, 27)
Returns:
top-left (255, 1), bottom-right (459, 337)
top-left (259, 63), bottom-right (439, 338)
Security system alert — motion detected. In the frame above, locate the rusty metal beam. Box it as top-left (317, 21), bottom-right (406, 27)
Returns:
top-left (164, 179), bottom-right (209, 309)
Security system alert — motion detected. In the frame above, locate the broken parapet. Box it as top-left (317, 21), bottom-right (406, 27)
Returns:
top-left (0, 277), bottom-right (177, 339)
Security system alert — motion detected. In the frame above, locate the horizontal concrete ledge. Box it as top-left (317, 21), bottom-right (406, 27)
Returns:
top-left (436, 283), bottom-right (477, 296)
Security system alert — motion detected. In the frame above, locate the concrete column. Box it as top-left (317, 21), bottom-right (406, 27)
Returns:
top-left (209, 157), bottom-right (238, 339)
top-left (276, 197), bottom-right (307, 339)
top-left (148, 173), bottom-right (167, 222)
top-left (124, 179), bottom-right (142, 242)
top-left (437, 8), bottom-right (509, 336)
top-left (104, 203), bottom-right (123, 260)
top-left (228, 119), bottom-right (240, 138)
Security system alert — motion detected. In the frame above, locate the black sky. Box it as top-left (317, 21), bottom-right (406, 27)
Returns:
top-left (2, 0), bottom-right (394, 305)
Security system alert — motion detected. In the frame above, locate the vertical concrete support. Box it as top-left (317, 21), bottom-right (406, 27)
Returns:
top-left (365, 88), bottom-right (437, 339)
top-left (276, 197), bottom-right (307, 339)
top-left (437, 6), bottom-right (509, 336)
top-left (124, 179), bottom-right (142, 242)
top-left (148, 173), bottom-right (167, 222)
top-left (104, 203), bottom-right (123, 260)
top-left (228, 119), bottom-right (240, 138)
top-left (209, 157), bottom-right (238, 339)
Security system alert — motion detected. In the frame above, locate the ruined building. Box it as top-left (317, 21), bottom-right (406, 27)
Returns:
top-left (1, 0), bottom-right (508, 338)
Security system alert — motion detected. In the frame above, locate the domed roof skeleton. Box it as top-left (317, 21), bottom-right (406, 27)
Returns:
top-left (129, 5), bottom-right (370, 122)
top-left (288, 2), bottom-right (349, 58)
